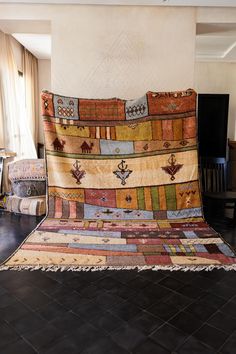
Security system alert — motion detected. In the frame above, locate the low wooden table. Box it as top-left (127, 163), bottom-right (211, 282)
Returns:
top-left (0, 150), bottom-right (16, 195)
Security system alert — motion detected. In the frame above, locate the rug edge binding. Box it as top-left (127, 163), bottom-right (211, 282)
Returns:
top-left (0, 264), bottom-right (235, 272)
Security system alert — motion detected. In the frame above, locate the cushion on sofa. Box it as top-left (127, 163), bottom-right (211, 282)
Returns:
top-left (6, 195), bottom-right (46, 216)
top-left (11, 180), bottom-right (46, 198)
top-left (8, 159), bottom-right (46, 181)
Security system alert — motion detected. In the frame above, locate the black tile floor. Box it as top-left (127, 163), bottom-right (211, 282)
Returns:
top-left (0, 210), bottom-right (236, 354)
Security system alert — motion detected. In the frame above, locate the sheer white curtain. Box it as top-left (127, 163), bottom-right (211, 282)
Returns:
top-left (23, 47), bottom-right (39, 147)
top-left (0, 32), bottom-right (37, 159)
top-left (0, 32), bottom-right (37, 191)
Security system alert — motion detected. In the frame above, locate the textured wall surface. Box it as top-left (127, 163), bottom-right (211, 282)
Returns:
top-left (0, 4), bottom-right (196, 99)
top-left (51, 6), bottom-right (196, 98)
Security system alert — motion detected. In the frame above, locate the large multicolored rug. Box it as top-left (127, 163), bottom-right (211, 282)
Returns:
top-left (1, 88), bottom-right (236, 271)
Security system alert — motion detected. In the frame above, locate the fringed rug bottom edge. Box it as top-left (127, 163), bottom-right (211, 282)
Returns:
top-left (0, 264), bottom-right (236, 272)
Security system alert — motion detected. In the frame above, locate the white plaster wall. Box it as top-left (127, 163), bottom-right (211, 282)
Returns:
top-left (38, 59), bottom-right (51, 143)
top-left (194, 61), bottom-right (236, 140)
top-left (51, 6), bottom-right (196, 98)
top-left (0, 4), bottom-right (196, 99)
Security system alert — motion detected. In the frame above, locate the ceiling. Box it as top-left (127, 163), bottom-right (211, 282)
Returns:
top-left (0, 19), bottom-right (50, 34)
top-left (196, 23), bottom-right (236, 61)
top-left (0, 20), bottom-right (51, 59)
top-left (1, 0), bottom-right (236, 6)
top-left (12, 33), bottom-right (51, 59)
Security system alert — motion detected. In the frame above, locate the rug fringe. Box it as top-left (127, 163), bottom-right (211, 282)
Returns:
top-left (0, 264), bottom-right (236, 272)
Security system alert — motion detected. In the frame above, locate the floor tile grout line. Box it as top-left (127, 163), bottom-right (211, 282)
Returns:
top-left (0, 330), bottom-right (38, 353)
top-left (174, 322), bottom-right (224, 353)
top-left (216, 327), bottom-right (236, 353)
top-left (166, 294), bottom-right (235, 351)
top-left (144, 290), bottom-right (231, 352)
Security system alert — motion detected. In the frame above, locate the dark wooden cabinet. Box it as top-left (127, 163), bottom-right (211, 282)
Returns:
top-left (198, 94), bottom-right (229, 159)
